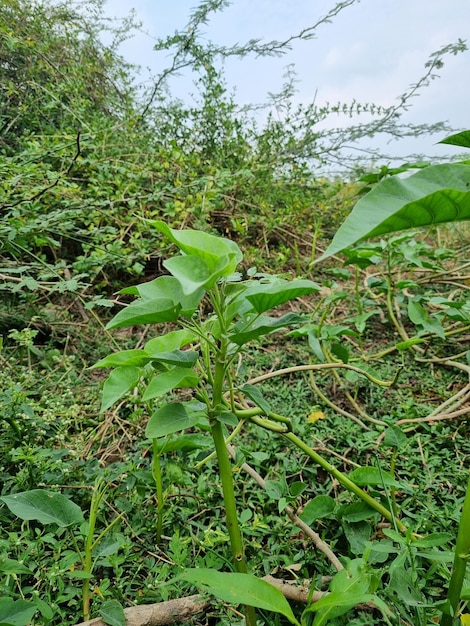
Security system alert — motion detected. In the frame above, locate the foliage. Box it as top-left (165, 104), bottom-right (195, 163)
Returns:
top-left (319, 131), bottom-right (470, 261)
top-left (1, 0), bottom-right (466, 312)
top-left (1, 0), bottom-right (469, 624)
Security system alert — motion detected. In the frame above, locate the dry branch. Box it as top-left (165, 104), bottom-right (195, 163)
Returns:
top-left (74, 594), bottom-right (210, 626)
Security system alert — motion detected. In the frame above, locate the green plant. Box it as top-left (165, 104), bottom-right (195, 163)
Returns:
top-left (95, 221), bottom-right (411, 624)
top-left (0, 482), bottom-right (126, 624)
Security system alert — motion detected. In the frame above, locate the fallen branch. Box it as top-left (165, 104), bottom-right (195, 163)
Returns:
top-left (74, 594), bottom-right (210, 626)
top-left (263, 575), bottom-right (323, 603)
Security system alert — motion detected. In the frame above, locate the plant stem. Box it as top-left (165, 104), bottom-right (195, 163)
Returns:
top-left (152, 439), bottom-right (164, 545)
top-left (83, 478), bottom-right (106, 621)
top-left (389, 449), bottom-right (399, 521)
top-left (441, 474), bottom-right (470, 626)
top-left (211, 420), bottom-right (247, 570)
top-left (211, 419), bottom-right (257, 626)
top-left (284, 431), bottom-right (408, 534)
top-left (210, 337), bottom-right (257, 626)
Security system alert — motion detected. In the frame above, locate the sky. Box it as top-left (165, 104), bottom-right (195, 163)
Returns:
top-left (103, 0), bottom-right (469, 166)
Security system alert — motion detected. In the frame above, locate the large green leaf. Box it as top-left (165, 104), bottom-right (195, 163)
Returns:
top-left (0, 490), bottom-right (84, 527)
top-left (145, 402), bottom-right (203, 438)
top-left (100, 365), bottom-right (141, 411)
top-left (300, 495), bottom-right (336, 525)
top-left (156, 434), bottom-right (209, 453)
top-left (0, 557), bottom-right (33, 576)
top-left (120, 275), bottom-right (204, 316)
top-left (182, 569), bottom-right (299, 625)
top-left (106, 298), bottom-right (181, 330)
top-left (407, 300), bottom-right (445, 338)
top-left (0, 598), bottom-right (37, 626)
top-left (348, 467), bottom-right (402, 488)
top-left (150, 221), bottom-right (243, 276)
top-left (318, 163), bottom-right (470, 260)
top-left (306, 591), bottom-right (378, 625)
top-left (145, 349), bottom-right (199, 367)
top-left (242, 279), bottom-right (320, 314)
top-left (92, 349), bottom-right (150, 369)
top-left (230, 313), bottom-right (305, 345)
top-left (303, 559), bottom-right (392, 625)
top-left (240, 383), bottom-right (271, 414)
top-left (163, 255), bottom-right (215, 294)
top-left (143, 368), bottom-right (199, 401)
top-left (144, 329), bottom-right (196, 354)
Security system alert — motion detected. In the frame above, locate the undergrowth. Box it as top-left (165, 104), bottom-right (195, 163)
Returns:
top-left (1, 223), bottom-right (469, 625)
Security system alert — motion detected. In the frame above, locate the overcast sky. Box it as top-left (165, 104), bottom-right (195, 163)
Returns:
top-left (105, 0), bottom-right (469, 164)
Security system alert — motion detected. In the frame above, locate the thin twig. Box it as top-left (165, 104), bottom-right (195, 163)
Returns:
top-left (227, 445), bottom-right (343, 572)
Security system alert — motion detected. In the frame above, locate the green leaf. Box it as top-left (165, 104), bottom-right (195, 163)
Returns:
top-left (343, 520), bottom-right (371, 555)
top-left (101, 366), bottom-right (141, 412)
top-left (302, 559), bottom-right (383, 624)
top-left (329, 558), bottom-right (371, 595)
top-left (306, 592), bottom-right (384, 626)
top-left (318, 163), bottom-right (470, 261)
top-left (412, 533), bottom-right (453, 548)
top-left (331, 342), bottom-right (349, 363)
top-left (217, 411), bottom-right (239, 427)
top-left (265, 480), bottom-right (285, 500)
top-left (408, 300), bottom-right (445, 338)
top-left (182, 569), bottom-right (299, 625)
top-left (31, 598), bottom-right (53, 621)
top-left (300, 495), bottom-right (336, 524)
top-left (239, 383), bottom-right (271, 414)
top-left (0, 558), bottom-right (32, 576)
top-left (321, 324), bottom-right (358, 339)
top-left (438, 129), bottom-right (470, 149)
top-left (106, 298), bottom-right (181, 329)
top-left (0, 598), bottom-right (37, 626)
top-left (147, 349), bottom-right (199, 367)
top-left (99, 600), bottom-right (126, 626)
top-left (348, 467), bottom-right (402, 488)
top-left (0, 490), bottom-right (84, 527)
top-left (354, 310), bottom-right (379, 334)
top-left (163, 255), bottom-right (213, 294)
top-left (242, 279), bottom-right (320, 314)
top-left (150, 221), bottom-right (243, 272)
top-left (156, 434), bottom-right (209, 453)
top-left (143, 368), bottom-right (199, 401)
top-left (121, 276), bottom-right (204, 316)
top-left (383, 426), bottom-right (407, 449)
top-left (289, 482), bottom-right (308, 497)
top-left (144, 329), bottom-right (196, 354)
top-left (145, 403), bottom-right (203, 438)
top-left (407, 300), bottom-right (427, 325)
top-left (230, 313), bottom-right (305, 345)
top-left (339, 501), bottom-right (381, 523)
top-left (92, 349), bottom-right (149, 369)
